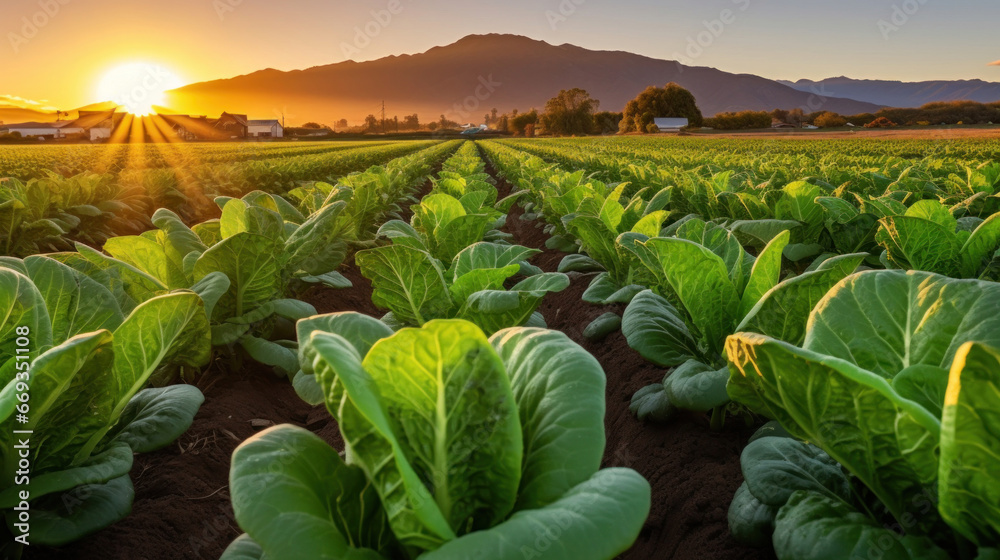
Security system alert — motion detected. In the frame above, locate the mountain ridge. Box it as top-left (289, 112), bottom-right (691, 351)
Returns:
top-left (779, 77), bottom-right (1000, 108)
top-left (161, 33), bottom-right (883, 125)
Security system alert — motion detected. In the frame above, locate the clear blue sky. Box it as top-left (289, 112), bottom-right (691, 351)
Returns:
top-left (3, 0), bottom-right (998, 108)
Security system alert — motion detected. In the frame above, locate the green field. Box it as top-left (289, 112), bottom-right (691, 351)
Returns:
top-left (2, 136), bottom-right (999, 560)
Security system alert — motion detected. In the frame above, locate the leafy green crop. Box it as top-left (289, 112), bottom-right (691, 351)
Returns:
top-left (0, 260), bottom-right (209, 551)
top-left (357, 242), bottom-right (567, 334)
top-left (222, 315), bottom-right (650, 560)
top-left (0, 172), bottom-right (151, 257)
top-left (77, 192), bottom-right (336, 375)
top-left (561, 182), bottom-right (670, 304)
top-left (877, 199), bottom-right (1000, 279)
top-left (727, 270), bottom-right (1000, 559)
top-left (621, 219), bottom-right (864, 425)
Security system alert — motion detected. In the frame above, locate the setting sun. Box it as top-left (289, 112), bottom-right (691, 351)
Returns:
top-left (96, 62), bottom-right (183, 115)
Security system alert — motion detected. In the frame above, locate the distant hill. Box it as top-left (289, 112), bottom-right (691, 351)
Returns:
top-left (779, 77), bottom-right (1000, 109)
top-left (163, 34), bottom-right (882, 125)
top-left (0, 104), bottom-right (56, 124)
top-left (0, 101), bottom-right (121, 126)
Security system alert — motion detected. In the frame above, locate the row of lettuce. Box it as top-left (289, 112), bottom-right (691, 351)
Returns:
top-left (1, 140), bottom-right (653, 560)
top-left (0, 140), bottom-right (436, 256)
top-left (503, 136), bottom-right (1000, 210)
top-left (479, 139), bottom-right (1000, 560)
top-left (224, 141), bottom-right (650, 560)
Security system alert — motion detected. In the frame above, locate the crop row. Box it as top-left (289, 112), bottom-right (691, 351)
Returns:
top-left (0, 141), bottom-right (398, 179)
top-left (0, 141), bottom-right (441, 257)
top-left (220, 141), bottom-right (650, 560)
top-left (499, 137), bottom-right (1000, 205)
top-left (478, 138), bottom-right (1000, 560)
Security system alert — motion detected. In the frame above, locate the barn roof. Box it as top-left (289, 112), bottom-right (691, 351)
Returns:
top-left (653, 118), bottom-right (689, 127)
top-left (248, 119), bottom-right (281, 126)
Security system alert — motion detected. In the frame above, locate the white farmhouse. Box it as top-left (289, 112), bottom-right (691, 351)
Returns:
top-left (653, 118), bottom-right (689, 132)
top-left (248, 119), bottom-right (283, 138)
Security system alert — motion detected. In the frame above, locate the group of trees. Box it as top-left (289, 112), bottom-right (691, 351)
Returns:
top-left (704, 110), bottom-right (772, 130)
top-left (294, 89), bottom-right (1000, 138)
top-left (618, 84), bottom-right (703, 133)
top-left (493, 82), bottom-right (704, 137)
top-left (764, 101), bottom-right (1000, 130)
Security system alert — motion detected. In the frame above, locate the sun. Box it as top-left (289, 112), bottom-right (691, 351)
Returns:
top-left (97, 62), bottom-right (184, 116)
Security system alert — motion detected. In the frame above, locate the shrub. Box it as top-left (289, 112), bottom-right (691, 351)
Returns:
top-left (864, 117), bottom-right (897, 128)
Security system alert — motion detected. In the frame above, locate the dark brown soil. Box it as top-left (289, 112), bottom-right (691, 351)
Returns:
top-left (539, 279), bottom-right (771, 560)
top-left (24, 151), bottom-right (774, 560)
top-left (300, 262), bottom-right (381, 318)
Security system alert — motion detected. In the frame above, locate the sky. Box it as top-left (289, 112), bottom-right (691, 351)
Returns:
top-left (2, 0), bottom-right (999, 110)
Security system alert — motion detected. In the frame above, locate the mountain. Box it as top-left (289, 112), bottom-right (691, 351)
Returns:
top-left (163, 34), bottom-right (882, 125)
top-left (0, 105), bottom-right (55, 124)
top-left (779, 77), bottom-right (1000, 108)
top-left (0, 101), bottom-right (119, 125)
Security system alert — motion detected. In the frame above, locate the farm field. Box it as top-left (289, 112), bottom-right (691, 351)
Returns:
top-left (3, 135), bottom-right (1000, 560)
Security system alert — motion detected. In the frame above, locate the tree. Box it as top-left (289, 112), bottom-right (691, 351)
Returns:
top-left (814, 112), bottom-right (847, 128)
top-left (335, 119), bottom-right (348, 130)
top-left (509, 109), bottom-right (539, 137)
top-left (402, 114), bottom-right (419, 130)
top-left (864, 116), bottom-right (897, 129)
top-left (704, 111), bottom-right (772, 130)
top-left (364, 114), bottom-right (379, 132)
top-left (593, 111), bottom-right (623, 135)
top-left (301, 122), bottom-right (323, 129)
top-left (620, 83), bottom-right (703, 133)
top-left (540, 88), bottom-right (600, 136)
top-left (490, 107), bottom-right (498, 124)
top-left (786, 108), bottom-right (806, 125)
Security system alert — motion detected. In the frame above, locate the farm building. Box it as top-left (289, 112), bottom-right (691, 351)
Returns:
top-left (653, 118), bottom-right (689, 132)
top-left (248, 119), bottom-right (284, 138)
top-left (66, 110), bottom-right (126, 140)
top-left (215, 112), bottom-right (249, 139)
top-left (158, 113), bottom-right (249, 141)
top-left (4, 121), bottom-right (83, 139)
top-left (159, 114), bottom-right (220, 141)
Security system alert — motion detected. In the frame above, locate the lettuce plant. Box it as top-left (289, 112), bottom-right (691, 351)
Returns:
top-left (621, 219), bottom-right (865, 425)
top-left (84, 191), bottom-right (350, 374)
top-left (726, 270), bottom-right (1000, 559)
top-left (0, 172), bottom-right (151, 258)
top-left (560, 182), bottom-right (670, 304)
top-left (375, 144), bottom-right (521, 264)
top-left (0, 259), bottom-right (209, 552)
top-left (377, 193), bottom-right (502, 263)
top-left (288, 141), bottom-right (460, 243)
top-left (357, 241), bottom-right (568, 334)
top-left (221, 314), bottom-right (650, 560)
top-left (877, 199), bottom-right (1000, 279)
